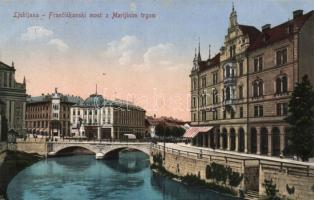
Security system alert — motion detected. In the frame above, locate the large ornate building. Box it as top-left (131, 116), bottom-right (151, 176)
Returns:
top-left (26, 89), bottom-right (83, 138)
top-left (187, 7), bottom-right (314, 157)
top-left (70, 93), bottom-right (146, 140)
top-left (0, 61), bottom-right (27, 140)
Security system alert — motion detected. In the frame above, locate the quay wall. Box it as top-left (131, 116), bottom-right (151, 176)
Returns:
top-left (16, 142), bottom-right (47, 155)
top-left (259, 161), bottom-right (314, 200)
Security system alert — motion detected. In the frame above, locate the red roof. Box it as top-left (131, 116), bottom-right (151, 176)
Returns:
top-left (248, 11), bottom-right (313, 51)
top-left (183, 126), bottom-right (213, 138)
top-left (239, 25), bottom-right (261, 42)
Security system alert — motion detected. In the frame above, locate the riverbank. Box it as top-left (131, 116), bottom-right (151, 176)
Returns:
top-left (0, 150), bottom-right (43, 199)
top-left (150, 164), bottom-right (239, 198)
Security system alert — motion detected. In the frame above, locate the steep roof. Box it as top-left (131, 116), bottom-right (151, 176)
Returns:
top-left (248, 11), bottom-right (313, 51)
top-left (27, 94), bottom-right (83, 104)
top-left (199, 53), bottom-right (220, 72)
top-left (238, 25), bottom-right (261, 43)
top-left (0, 61), bottom-right (15, 71)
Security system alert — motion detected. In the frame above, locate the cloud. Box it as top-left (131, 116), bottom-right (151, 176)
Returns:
top-left (21, 26), bottom-right (53, 41)
top-left (102, 35), bottom-right (143, 65)
top-left (102, 35), bottom-right (181, 71)
top-left (47, 38), bottom-right (69, 52)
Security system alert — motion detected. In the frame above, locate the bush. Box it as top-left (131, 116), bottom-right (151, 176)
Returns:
top-left (263, 179), bottom-right (281, 200)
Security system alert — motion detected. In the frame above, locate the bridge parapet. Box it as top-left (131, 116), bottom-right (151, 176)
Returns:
top-left (47, 141), bottom-right (151, 159)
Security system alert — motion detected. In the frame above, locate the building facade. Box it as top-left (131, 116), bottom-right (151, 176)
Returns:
top-left (26, 89), bottom-right (82, 138)
top-left (0, 61), bottom-right (27, 139)
top-left (189, 8), bottom-right (314, 157)
top-left (70, 94), bottom-right (146, 140)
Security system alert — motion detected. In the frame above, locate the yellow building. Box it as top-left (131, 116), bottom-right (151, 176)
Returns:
top-left (188, 7), bottom-right (314, 157)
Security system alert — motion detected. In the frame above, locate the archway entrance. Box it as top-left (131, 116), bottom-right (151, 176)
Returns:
top-left (230, 128), bottom-right (236, 151)
top-left (272, 127), bottom-right (280, 156)
top-left (238, 128), bottom-right (245, 152)
top-left (250, 128), bottom-right (257, 154)
top-left (260, 127), bottom-right (268, 155)
top-left (222, 128), bottom-right (227, 149)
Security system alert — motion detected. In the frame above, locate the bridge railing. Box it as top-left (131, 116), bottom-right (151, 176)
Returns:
top-left (151, 143), bottom-right (314, 177)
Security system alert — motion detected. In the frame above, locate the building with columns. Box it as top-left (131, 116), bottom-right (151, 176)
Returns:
top-left (70, 93), bottom-right (146, 140)
top-left (0, 61), bottom-right (27, 139)
top-left (187, 7), bottom-right (314, 157)
top-left (25, 89), bottom-right (83, 138)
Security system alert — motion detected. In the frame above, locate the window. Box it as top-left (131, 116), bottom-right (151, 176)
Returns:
top-left (276, 76), bottom-right (288, 94)
top-left (276, 48), bottom-right (287, 66)
top-left (213, 110), bottom-right (218, 120)
top-left (202, 111), bottom-right (206, 121)
top-left (229, 45), bottom-right (236, 58)
top-left (239, 85), bottom-right (243, 99)
top-left (254, 57), bottom-right (263, 72)
top-left (254, 106), bottom-right (259, 117)
top-left (254, 105), bottom-right (263, 117)
top-left (259, 105), bottom-right (263, 117)
top-left (277, 103), bottom-right (288, 116)
top-left (225, 87), bottom-right (231, 100)
top-left (192, 97), bottom-right (197, 108)
top-left (283, 103), bottom-right (288, 115)
top-left (212, 72), bottom-right (218, 84)
top-left (240, 107), bottom-right (243, 118)
top-left (231, 110), bottom-right (235, 119)
top-left (193, 113), bottom-right (196, 122)
top-left (73, 110), bottom-right (76, 115)
top-left (239, 61), bottom-right (243, 76)
top-left (213, 90), bottom-right (218, 104)
top-left (223, 110), bottom-right (226, 119)
top-left (253, 80), bottom-right (263, 98)
top-left (276, 103), bottom-right (282, 116)
top-left (201, 77), bottom-right (206, 88)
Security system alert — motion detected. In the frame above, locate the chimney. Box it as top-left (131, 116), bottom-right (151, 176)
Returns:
top-left (293, 10), bottom-right (303, 19)
top-left (262, 24), bottom-right (271, 31)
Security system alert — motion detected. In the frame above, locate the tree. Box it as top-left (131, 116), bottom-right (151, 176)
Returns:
top-left (155, 123), bottom-right (165, 137)
top-left (285, 75), bottom-right (314, 161)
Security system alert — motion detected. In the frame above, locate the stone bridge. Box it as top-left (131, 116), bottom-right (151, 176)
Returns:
top-left (47, 141), bottom-right (151, 159)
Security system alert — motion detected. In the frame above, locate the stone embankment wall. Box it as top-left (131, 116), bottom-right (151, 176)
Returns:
top-left (259, 161), bottom-right (314, 200)
top-left (150, 145), bottom-right (248, 193)
top-left (16, 142), bottom-right (47, 155)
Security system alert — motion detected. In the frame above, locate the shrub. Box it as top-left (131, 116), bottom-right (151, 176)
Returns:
top-left (263, 179), bottom-right (281, 200)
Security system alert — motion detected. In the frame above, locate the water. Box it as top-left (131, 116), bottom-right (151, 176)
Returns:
top-left (7, 151), bottom-right (236, 200)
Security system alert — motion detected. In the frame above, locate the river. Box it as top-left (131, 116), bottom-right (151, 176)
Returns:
top-left (7, 151), bottom-right (236, 200)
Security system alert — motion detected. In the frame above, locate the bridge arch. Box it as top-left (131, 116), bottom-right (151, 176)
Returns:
top-left (53, 144), bottom-right (98, 155)
top-left (102, 145), bottom-right (150, 157)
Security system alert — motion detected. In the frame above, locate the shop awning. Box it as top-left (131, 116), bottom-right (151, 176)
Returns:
top-left (183, 126), bottom-right (213, 138)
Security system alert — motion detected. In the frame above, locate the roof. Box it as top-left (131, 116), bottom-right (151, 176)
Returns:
top-left (199, 53), bottom-right (220, 72)
top-left (75, 93), bottom-right (145, 111)
top-left (27, 93), bottom-right (83, 104)
top-left (248, 11), bottom-right (313, 51)
top-left (238, 25), bottom-right (261, 43)
top-left (183, 126), bottom-right (213, 138)
top-left (0, 61), bottom-right (15, 71)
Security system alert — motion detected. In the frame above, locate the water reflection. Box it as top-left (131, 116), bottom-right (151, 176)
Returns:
top-left (7, 152), bottom-right (236, 200)
top-left (103, 151), bottom-right (149, 173)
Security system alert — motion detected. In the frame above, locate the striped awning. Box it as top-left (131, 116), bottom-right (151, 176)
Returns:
top-left (183, 126), bottom-right (213, 138)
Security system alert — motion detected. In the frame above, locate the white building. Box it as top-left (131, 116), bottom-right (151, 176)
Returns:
top-left (70, 93), bottom-right (146, 140)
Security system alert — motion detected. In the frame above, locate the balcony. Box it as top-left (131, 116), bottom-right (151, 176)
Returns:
top-left (224, 76), bottom-right (236, 86)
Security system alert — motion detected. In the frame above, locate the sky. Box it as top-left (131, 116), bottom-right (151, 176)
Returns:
top-left (0, 0), bottom-right (313, 121)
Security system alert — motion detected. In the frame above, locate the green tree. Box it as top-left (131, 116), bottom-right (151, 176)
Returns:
top-left (285, 75), bottom-right (314, 161)
top-left (155, 123), bottom-right (165, 137)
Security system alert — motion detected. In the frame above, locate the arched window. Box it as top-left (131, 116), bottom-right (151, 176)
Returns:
top-left (275, 76), bottom-right (288, 94)
top-left (282, 76), bottom-right (287, 93)
top-left (253, 82), bottom-right (258, 97)
top-left (226, 87), bottom-right (231, 100)
top-left (226, 65), bottom-right (230, 78)
top-left (276, 77), bottom-right (281, 94)
top-left (258, 81), bottom-right (263, 96)
top-left (213, 90), bottom-right (218, 104)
